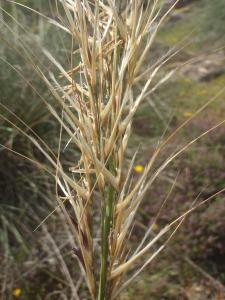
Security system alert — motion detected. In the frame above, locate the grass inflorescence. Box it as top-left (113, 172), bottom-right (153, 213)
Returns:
top-left (1, 1), bottom-right (225, 300)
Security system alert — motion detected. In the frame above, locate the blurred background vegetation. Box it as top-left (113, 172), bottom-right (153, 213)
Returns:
top-left (0, 0), bottom-right (225, 299)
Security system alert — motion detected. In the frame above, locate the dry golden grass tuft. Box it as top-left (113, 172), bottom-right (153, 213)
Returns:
top-left (1, 1), bottom-right (225, 300)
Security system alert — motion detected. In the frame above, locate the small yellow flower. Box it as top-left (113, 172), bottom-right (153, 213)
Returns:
top-left (12, 288), bottom-right (22, 298)
top-left (134, 164), bottom-right (144, 173)
top-left (183, 111), bottom-right (194, 118)
top-left (152, 223), bottom-right (159, 231)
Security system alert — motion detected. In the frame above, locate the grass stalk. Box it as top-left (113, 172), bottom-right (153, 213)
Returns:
top-left (98, 183), bottom-right (114, 300)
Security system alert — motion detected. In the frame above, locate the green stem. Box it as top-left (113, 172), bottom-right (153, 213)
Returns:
top-left (98, 183), bottom-right (114, 300)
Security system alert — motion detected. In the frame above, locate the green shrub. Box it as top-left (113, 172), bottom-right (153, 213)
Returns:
top-left (199, 0), bottom-right (225, 44)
